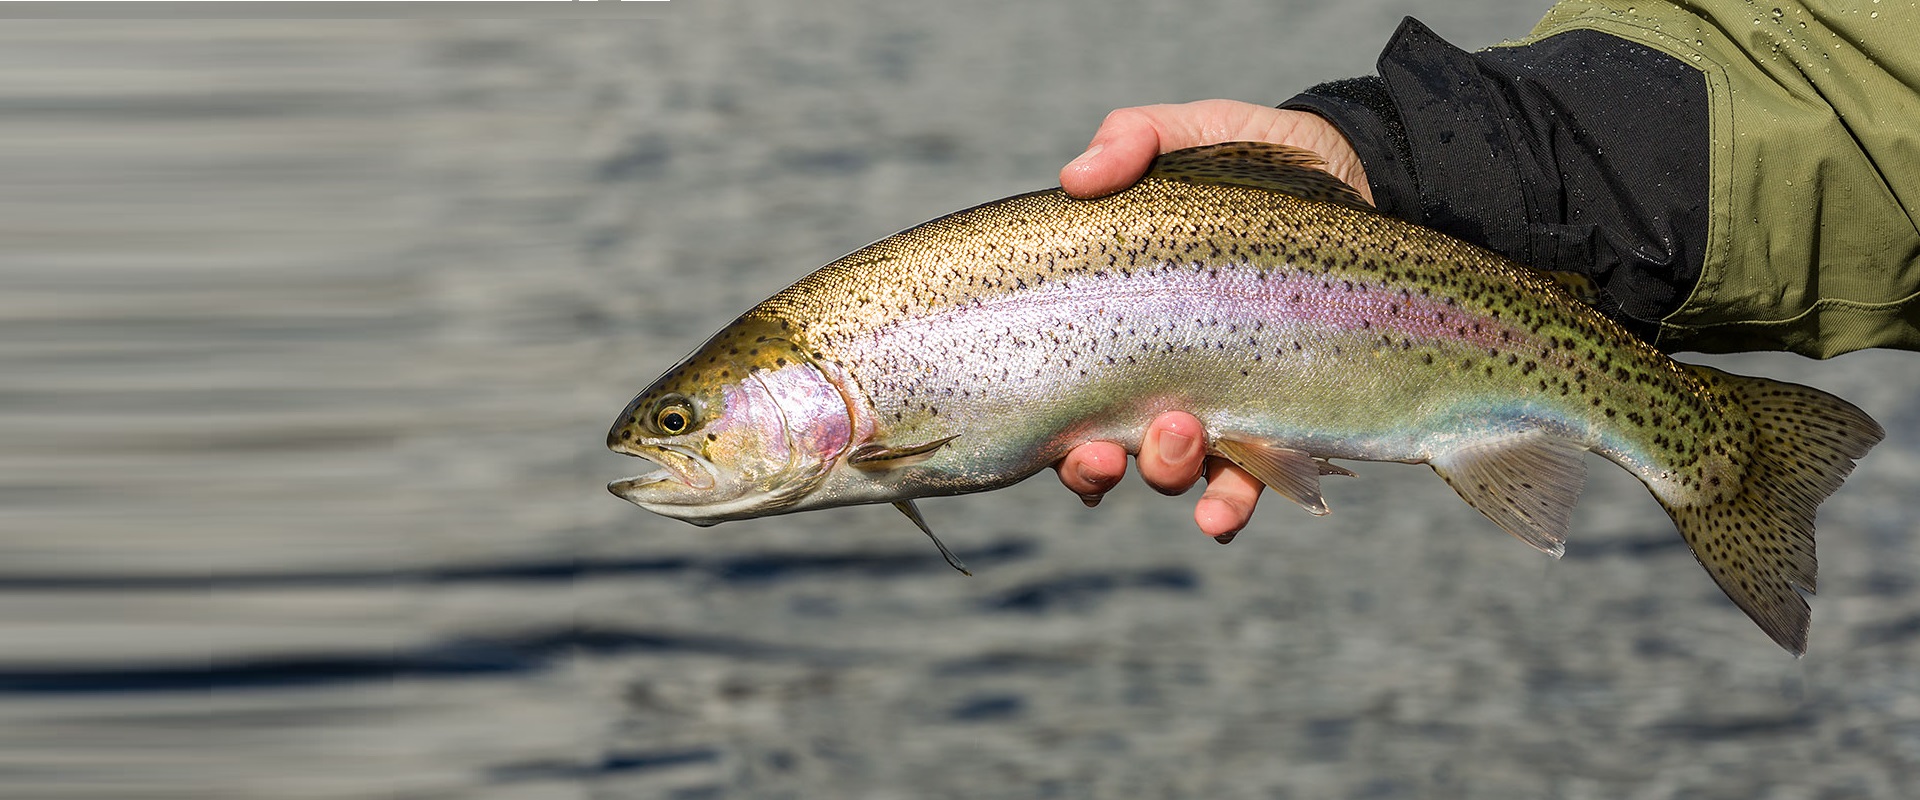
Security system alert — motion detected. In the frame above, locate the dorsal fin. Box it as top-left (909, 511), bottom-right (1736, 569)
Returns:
top-left (1145, 142), bottom-right (1373, 211)
top-left (1541, 270), bottom-right (1603, 306)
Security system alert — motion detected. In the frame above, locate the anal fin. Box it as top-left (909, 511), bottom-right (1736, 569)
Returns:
top-left (1429, 431), bottom-right (1589, 558)
top-left (1213, 436), bottom-right (1353, 516)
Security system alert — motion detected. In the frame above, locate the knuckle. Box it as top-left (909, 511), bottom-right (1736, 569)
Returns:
top-left (1100, 106), bottom-right (1150, 129)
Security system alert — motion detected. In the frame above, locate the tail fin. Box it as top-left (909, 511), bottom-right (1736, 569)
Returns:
top-left (1663, 365), bottom-right (1884, 655)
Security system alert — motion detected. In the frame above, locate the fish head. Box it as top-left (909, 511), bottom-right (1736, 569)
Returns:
top-left (607, 321), bottom-right (853, 525)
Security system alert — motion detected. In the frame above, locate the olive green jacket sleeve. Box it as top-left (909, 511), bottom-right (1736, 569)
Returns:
top-left (1519, 1), bottom-right (1920, 357)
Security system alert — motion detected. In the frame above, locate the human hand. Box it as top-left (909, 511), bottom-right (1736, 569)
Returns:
top-left (1052, 100), bottom-right (1369, 541)
top-left (1057, 99), bottom-right (1371, 202)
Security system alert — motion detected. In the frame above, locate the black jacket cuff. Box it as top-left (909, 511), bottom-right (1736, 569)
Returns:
top-left (1282, 17), bottom-right (1709, 337)
top-left (1280, 76), bottom-right (1418, 222)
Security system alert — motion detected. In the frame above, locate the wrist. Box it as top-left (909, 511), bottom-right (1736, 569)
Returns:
top-left (1275, 110), bottom-right (1372, 206)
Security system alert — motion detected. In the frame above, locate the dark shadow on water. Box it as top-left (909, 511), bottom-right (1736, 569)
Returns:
top-left (1559, 531), bottom-right (1688, 559)
top-left (0, 541), bottom-right (1039, 695)
top-left (1650, 710), bottom-right (1818, 739)
top-left (1853, 612), bottom-right (1920, 647)
top-left (0, 540), bottom-right (1038, 591)
top-left (0, 626), bottom-right (881, 695)
top-left (947, 692), bottom-right (1026, 722)
top-left (709, 541), bottom-right (1032, 583)
top-left (931, 650), bottom-right (1089, 677)
top-left (984, 566), bottom-right (1199, 613)
top-left (489, 748), bottom-right (722, 782)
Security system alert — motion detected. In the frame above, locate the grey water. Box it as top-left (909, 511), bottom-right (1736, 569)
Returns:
top-left (6, 4), bottom-right (1920, 798)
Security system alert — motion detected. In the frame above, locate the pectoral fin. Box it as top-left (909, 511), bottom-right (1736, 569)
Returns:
top-left (849, 435), bottom-right (959, 467)
top-left (893, 500), bottom-right (970, 576)
top-left (1428, 431), bottom-right (1589, 558)
top-left (1213, 436), bottom-right (1353, 516)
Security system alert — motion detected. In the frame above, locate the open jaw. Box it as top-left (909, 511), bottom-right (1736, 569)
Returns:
top-left (608, 446), bottom-right (715, 503)
top-left (608, 465), bottom-right (675, 496)
top-left (606, 449), bottom-right (787, 526)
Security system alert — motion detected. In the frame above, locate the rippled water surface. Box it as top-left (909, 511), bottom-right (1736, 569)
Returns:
top-left (9, 5), bottom-right (1920, 798)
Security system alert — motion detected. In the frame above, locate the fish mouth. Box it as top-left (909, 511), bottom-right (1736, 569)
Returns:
top-left (608, 467), bottom-right (676, 498)
top-left (606, 452), bottom-right (738, 528)
top-left (608, 445), bottom-right (715, 499)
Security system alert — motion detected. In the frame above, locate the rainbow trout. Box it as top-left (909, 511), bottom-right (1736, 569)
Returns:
top-left (607, 143), bottom-right (1882, 654)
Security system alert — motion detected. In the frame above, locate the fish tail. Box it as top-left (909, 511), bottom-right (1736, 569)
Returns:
top-left (1661, 364), bottom-right (1884, 655)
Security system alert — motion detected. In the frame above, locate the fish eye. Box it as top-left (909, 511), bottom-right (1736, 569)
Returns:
top-left (652, 398), bottom-right (695, 435)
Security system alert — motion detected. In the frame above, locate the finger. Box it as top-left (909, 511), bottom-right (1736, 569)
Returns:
top-left (1060, 107), bottom-right (1164, 199)
top-left (1061, 102), bottom-right (1375, 204)
top-left (1197, 459), bottom-right (1264, 542)
top-left (1061, 101), bottom-right (1298, 198)
top-left (1057, 440), bottom-right (1128, 507)
top-left (1136, 411), bottom-right (1208, 495)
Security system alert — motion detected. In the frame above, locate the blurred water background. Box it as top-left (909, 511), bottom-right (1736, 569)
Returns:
top-left (6, 3), bottom-right (1919, 798)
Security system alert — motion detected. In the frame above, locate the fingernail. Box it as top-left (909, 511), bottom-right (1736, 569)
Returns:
top-left (1067, 143), bottom-right (1104, 169)
top-left (1213, 530), bottom-right (1239, 545)
top-left (1079, 493), bottom-right (1102, 508)
top-left (1157, 430), bottom-right (1197, 466)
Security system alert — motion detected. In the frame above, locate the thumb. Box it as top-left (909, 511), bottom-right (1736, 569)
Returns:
top-left (1059, 101), bottom-right (1304, 198)
top-left (1059, 106), bottom-right (1168, 198)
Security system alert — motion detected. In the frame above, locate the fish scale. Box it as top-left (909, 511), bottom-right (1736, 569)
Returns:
top-left (608, 143), bottom-right (1882, 654)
